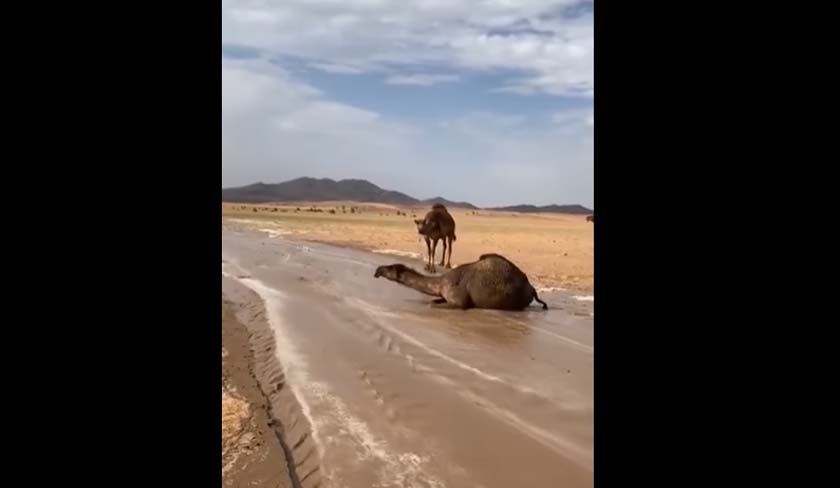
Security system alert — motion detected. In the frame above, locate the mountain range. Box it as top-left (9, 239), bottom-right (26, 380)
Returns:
top-left (222, 177), bottom-right (592, 214)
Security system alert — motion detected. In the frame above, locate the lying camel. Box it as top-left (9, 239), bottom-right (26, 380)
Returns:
top-left (374, 253), bottom-right (548, 310)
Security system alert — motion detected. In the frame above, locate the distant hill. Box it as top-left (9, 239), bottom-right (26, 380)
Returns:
top-left (420, 196), bottom-right (479, 210)
top-left (222, 177), bottom-right (589, 213)
top-left (488, 204), bottom-right (593, 215)
top-left (221, 177), bottom-right (418, 205)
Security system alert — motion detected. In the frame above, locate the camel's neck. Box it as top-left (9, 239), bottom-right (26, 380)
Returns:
top-left (397, 270), bottom-right (443, 296)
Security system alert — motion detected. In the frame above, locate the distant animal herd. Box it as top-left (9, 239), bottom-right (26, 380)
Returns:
top-left (227, 205), bottom-right (363, 214)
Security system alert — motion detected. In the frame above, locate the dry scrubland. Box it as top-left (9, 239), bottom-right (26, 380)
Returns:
top-left (222, 201), bottom-right (593, 292)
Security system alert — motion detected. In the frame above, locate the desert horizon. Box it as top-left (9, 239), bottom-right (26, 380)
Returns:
top-left (221, 176), bottom-right (594, 214)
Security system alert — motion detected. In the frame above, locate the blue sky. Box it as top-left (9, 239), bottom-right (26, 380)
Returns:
top-left (222, 1), bottom-right (593, 208)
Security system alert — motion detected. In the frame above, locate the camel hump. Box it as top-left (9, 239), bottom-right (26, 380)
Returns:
top-left (478, 253), bottom-right (506, 261)
top-left (477, 253), bottom-right (521, 270)
top-left (431, 203), bottom-right (447, 211)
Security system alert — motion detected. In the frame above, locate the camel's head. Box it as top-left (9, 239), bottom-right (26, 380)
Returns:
top-left (414, 218), bottom-right (437, 235)
top-left (374, 263), bottom-right (409, 281)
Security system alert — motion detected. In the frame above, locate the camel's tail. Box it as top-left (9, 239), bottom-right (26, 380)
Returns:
top-left (533, 288), bottom-right (548, 310)
top-left (452, 233), bottom-right (457, 242)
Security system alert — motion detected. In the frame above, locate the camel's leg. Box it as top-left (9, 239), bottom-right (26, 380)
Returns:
top-left (438, 287), bottom-right (471, 309)
top-left (429, 238), bottom-right (438, 273)
top-left (439, 238), bottom-right (446, 267)
top-left (445, 235), bottom-right (453, 268)
top-left (424, 236), bottom-right (432, 271)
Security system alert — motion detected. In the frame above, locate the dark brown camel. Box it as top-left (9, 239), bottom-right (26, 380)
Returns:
top-left (586, 215), bottom-right (594, 222)
top-left (414, 203), bottom-right (456, 272)
top-left (374, 253), bottom-right (548, 310)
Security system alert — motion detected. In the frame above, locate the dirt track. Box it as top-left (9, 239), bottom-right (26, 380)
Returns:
top-left (223, 225), bottom-right (594, 488)
top-left (222, 299), bottom-right (296, 488)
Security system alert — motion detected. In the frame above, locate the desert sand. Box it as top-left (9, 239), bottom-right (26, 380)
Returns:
top-left (222, 201), bottom-right (593, 292)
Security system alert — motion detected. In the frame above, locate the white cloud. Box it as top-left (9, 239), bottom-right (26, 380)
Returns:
top-left (222, 58), bottom-right (426, 192)
top-left (308, 62), bottom-right (365, 75)
top-left (221, 60), bottom-right (321, 117)
top-left (448, 111), bottom-right (526, 132)
top-left (449, 27), bottom-right (593, 97)
top-left (222, 58), bottom-right (593, 207)
top-left (274, 101), bottom-right (381, 136)
top-left (222, 0), bottom-right (593, 97)
top-left (551, 109), bottom-right (593, 127)
top-left (221, 2), bottom-right (594, 207)
top-left (430, 110), bottom-right (593, 206)
top-left (385, 73), bottom-right (460, 85)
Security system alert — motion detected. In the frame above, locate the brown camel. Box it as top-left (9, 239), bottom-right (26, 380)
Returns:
top-left (413, 203), bottom-right (456, 272)
top-left (586, 215), bottom-right (594, 223)
top-left (374, 253), bottom-right (548, 310)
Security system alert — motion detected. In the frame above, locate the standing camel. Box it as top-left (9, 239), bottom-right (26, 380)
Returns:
top-left (413, 203), bottom-right (456, 272)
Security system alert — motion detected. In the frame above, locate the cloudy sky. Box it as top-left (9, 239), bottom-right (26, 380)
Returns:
top-left (222, 0), bottom-right (593, 208)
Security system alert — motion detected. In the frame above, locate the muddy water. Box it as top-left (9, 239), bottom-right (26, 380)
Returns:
top-left (222, 227), bottom-right (594, 488)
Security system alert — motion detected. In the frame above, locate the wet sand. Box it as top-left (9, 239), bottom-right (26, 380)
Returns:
top-left (222, 299), bottom-right (294, 487)
top-left (222, 225), bottom-right (594, 488)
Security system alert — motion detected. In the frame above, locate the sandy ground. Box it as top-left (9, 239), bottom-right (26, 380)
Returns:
top-left (222, 299), bottom-right (295, 488)
top-left (222, 228), bottom-right (594, 488)
top-left (222, 201), bottom-right (594, 292)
